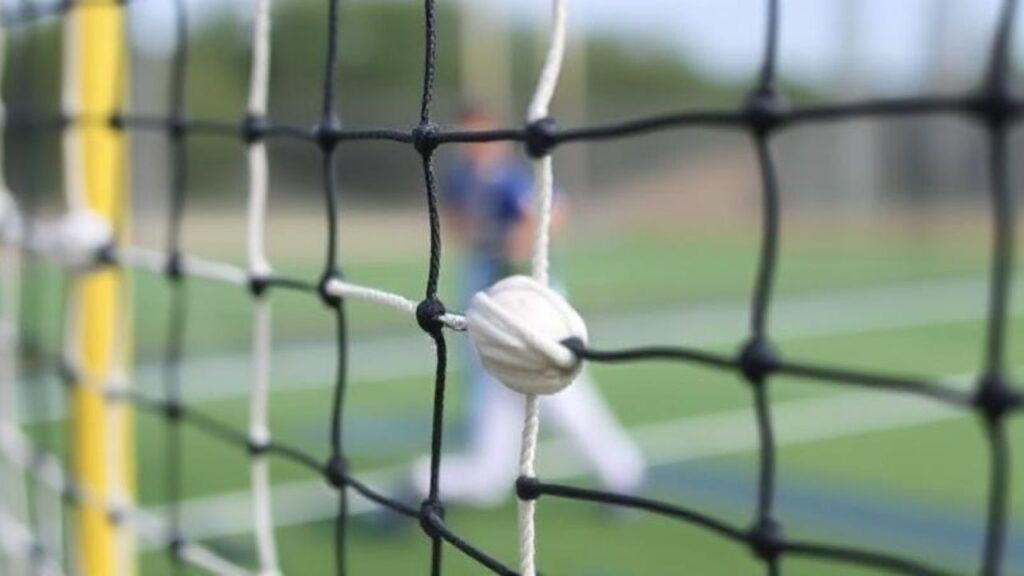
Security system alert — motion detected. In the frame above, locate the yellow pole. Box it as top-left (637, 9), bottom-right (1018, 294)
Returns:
top-left (73, 2), bottom-right (130, 574)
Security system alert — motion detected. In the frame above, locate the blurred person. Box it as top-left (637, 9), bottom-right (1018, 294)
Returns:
top-left (410, 103), bottom-right (646, 507)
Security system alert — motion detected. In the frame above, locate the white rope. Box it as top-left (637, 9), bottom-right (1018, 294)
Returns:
top-left (245, 1), bottom-right (281, 574)
top-left (250, 301), bottom-right (280, 576)
top-left (120, 245), bottom-right (250, 285)
top-left (246, 0), bottom-right (273, 279)
top-left (521, 2), bottom-right (569, 574)
top-left (324, 277), bottom-right (467, 331)
top-left (2, 226), bottom-right (473, 334)
top-left (527, 0), bottom-right (568, 287)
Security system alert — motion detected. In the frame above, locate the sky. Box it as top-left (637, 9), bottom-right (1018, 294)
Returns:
top-left (129, 0), bottom-right (1023, 93)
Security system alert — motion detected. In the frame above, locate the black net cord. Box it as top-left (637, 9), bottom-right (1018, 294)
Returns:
top-left (746, 2), bottom-right (783, 574)
top-left (160, 0), bottom-right (190, 571)
top-left (978, 0), bottom-right (1018, 573)
top-left (314, 1), bottom-right (353, 575)
top-left (413, 1), bottom-right (455, 575)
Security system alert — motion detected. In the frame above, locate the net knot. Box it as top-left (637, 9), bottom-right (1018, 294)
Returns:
top-left (314, 115), bottom-right (343, 152)
top-left (412, 122), bottom-right (440, 156)
top-left (744, 88), bottom-right (787, 134)
top-left (515, 475), bottom-right (542, 501)
top-left (525, 116), bottom-right (557, 158)
top-left (165, 251), bottom-right (185, 282)
top-left (738, 338), bottom-right (779, 385)
top-left (168, 536), bottom-right (186, 561)
top-left (323, 454), bottom-right (348, 489)
top-left (318, 272), bottom-right (343, 308)
top-left (242, 113), bottom-right (268, 144)
top-left (971, 88), bottom-right (1017, 128)
top-left (466, 275), bottom-right (587, 395)
top-left (248, 274), bottom-right (270, 297)
top-left (749, 517), bottom-right (784, 562)
top-left (108, 111), bottom-right (125, 131)
top-left (974, 373), bottom-right (1019, 422)
top-left (418, 500), bottom-right (445, 538)
top-left (56, 209), bottom-right (113, 270)
top-left (164, 400), bottom-right (184, 421)
top-left (416, 296), bottom-right (447, 333)
top-left (169, 115), bottom-right (187, 140)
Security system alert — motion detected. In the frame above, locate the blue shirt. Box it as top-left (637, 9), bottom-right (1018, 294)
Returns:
top-left (443, 155), bottom-right (534, 268)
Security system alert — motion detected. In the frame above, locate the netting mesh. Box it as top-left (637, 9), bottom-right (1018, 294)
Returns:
top-left (0, 0), bottom-right (1021, 575)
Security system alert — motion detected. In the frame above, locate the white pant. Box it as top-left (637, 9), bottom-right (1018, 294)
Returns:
top-left (412, 369), bottom-right (646, 507)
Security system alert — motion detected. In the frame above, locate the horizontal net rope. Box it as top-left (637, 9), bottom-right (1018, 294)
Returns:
top-left (0, 0), bottom-right (1019, 575)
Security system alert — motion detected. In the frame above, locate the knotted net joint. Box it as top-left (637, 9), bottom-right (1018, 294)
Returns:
top-left (165, 251), bottom-right (185, 282)
top-left (412, 122), bottom-right (440, 157)
top-left (749, 517), bottom-right (784, 562)
top-left (314, 115), bottom-right (343, 152)
top-left (323, 454), bottom-right (348, 489)
top-left (466, 275), bottom-right (587, 395)
top-left (318, 272), bottom-right (343, 308)
top-left (515, 475), bottom-right (542, 501)
top-left (168, 536), bottom-right (186, 561)
top-left (970, 88), bottom-right (1017, 128)
top-left (242, 113), bottom-right (268, 144)
top-left (164, 400), bottom-right (184, 421)
top-left (418, 500), bottom-right (446, 538)
top-left (248, 274), bottom-right (270, 298)
top-left (738, 338), bottom-right (779, 386)
top-left (169, 115), bottom-right (187, 140)
top-left (525, 116), bottom-right (557, 158)
top-left (974, 373), bottom-right (1020, 422)
top-left (416, 297), bottom-right (447, 333)
top-left (744, 88), bottom-right (788, 135)
top-left (108, 111), bottom-right (125, 131)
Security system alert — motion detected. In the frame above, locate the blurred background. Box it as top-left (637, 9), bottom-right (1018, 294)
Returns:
top-left (7, 0), bottom-right (1024, 574)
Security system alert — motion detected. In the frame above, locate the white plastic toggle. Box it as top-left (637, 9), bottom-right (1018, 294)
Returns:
top-left (466, 275), bottom-right (587, 395)
top-left (57, 209), bottom-right (112, 269)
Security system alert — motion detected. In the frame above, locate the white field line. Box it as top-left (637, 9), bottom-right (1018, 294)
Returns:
top-left (149, 275), bottom-right (1024, 397)
top-left (147, 380), bottom-right (970, 544)
top-left (20, 274), bottom-right (1022, 418)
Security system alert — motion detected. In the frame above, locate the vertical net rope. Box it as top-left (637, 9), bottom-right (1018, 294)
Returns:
top-left (0, 0), bottom-right (1019, 575)
top-left (517, 1), bottom-right (569, 575)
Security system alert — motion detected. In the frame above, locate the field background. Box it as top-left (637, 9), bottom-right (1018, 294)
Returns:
top-left (17, 203), bottom-right (1024, 575)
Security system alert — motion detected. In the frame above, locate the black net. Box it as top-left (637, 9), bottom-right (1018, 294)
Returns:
top-left (0, 0), bottom-right (1021, 575)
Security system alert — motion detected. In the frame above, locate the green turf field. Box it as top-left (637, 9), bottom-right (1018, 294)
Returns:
top-left (14, 216), bottom-right (1024, 575)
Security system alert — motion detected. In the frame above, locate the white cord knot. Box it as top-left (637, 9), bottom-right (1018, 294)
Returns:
top-left (57, 209), bottom-right (112, 269)
top-left (466, 275), bottom-right (586, 395)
